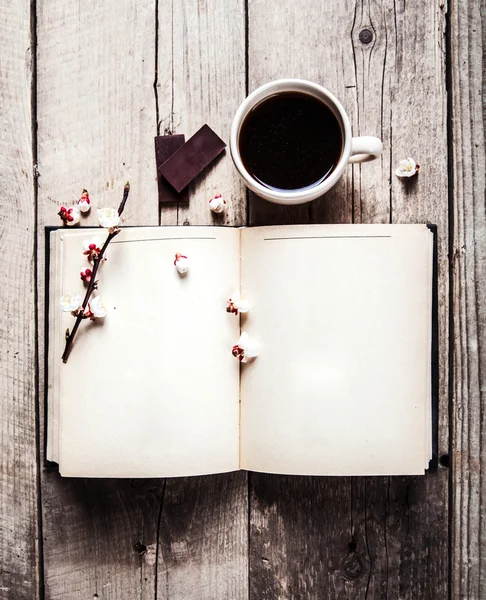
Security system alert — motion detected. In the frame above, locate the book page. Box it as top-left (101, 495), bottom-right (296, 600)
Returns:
top-left (50, 226), bottom-right (240, 477)
top-left (240, 224), bottom-right (433, 476)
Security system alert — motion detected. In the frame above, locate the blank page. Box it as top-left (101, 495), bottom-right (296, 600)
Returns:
top-left (240, 224), bottom-right (433, 476)
top-left (49, 227), bottom-right (240, 477)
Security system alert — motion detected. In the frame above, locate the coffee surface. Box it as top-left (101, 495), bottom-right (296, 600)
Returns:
top-left (239, 92), bottom-right (342, 191)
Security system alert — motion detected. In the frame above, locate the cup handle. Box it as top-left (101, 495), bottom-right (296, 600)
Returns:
top-left (349, 136), bottom-right (383, 163)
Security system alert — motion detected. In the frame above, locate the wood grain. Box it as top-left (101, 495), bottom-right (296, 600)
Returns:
top-left (0, 1), bottom-right (39, 599)
top-left (36, 1), bottom-right (162, 599)
top-left (247, 1), bottom-right (449, 598)
top-left (158, 473), bottom-right (248, 599)
top-left (247, 0), bottom-right (354, 227)
top-left (6, 0), bottom-right (483, 595)
top-left (156, 3), bottom-right (249, 597)
top-left (37, 1), bottom-right (249, 599)
top-left (158, 0), bottom-right (247, 227)
top-left (450, 0), bottom-right (486, 597)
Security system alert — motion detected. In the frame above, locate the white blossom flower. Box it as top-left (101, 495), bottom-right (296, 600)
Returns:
top-left (60, 292), bottom-right (82, 313)
top-left (58, 206), bottom-right (80, 226)
top-left (232, 331), bottom-right (259, 363)
top-left (395, 157), bottom-right (420, 178)
top-left (82, 237), bottom-right (103, 252)
top-left (174, 252), bottom-right (189, 275)
top-left (209, 194), bottom-right (226, 214)
top-left (98, 207), bottom-right (120, 232)
top-left (89, 296), bottom-right (108, 318)
top-left (82, 236), bottom-right (104, 262)
top-left (77, 189), bottom-right (91, 213)
top-left (226, 292), bottom-right (251, 315)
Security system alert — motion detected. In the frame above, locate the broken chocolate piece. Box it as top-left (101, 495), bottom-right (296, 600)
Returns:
top-left (154, 135), bottom-right (189, 203)
top-left (158, 125), bottom-right (226, 193)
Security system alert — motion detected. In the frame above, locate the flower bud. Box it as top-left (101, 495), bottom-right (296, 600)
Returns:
top-left (174, 253), bottom-right (189, 275)
top-left (226, 292), bottom-right (251, 315)
top-left (80, 268), bottom-right (92, 282)
top-left (77, 189), bottom-right (91, 213)
top-left (209, 194), bottom-right (226, 214)
top-left (232, 332), bottom-right (259, 362)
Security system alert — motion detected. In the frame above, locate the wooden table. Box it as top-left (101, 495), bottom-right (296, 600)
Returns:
top-left (1, 0), bottom-right (484, 598)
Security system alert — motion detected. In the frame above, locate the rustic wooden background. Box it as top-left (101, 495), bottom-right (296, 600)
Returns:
top-left (0, 0), bottom-right (484, 598)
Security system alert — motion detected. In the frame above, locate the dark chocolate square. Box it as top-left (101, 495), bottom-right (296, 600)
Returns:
top-left (158, 125), bottom-right (226, 193)
top-left (155, 135), bottom-right (189, 203)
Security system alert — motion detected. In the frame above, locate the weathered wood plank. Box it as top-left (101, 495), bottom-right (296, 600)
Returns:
top-left (36, 1), bottom-right (161, 599)
top-left (450, 0), bottom-right (486, 597)
top-left (158, 0), bottom-right (247, 227)
top-left (247, 0), bottom-right (354, 227)
top-left (0, 1), bottom-right (39, 599)
top-left (158, 473), bottom-right (248, 600)
top-left (247, 1), bottom-right (449, 598)
top-left (38, 2), bottom-right (249, 599)
top-left (156, 2), bottom-right (248, 597)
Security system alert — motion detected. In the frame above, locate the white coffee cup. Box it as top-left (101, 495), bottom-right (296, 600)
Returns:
top-left (230, 79), bottom-right (383, 205)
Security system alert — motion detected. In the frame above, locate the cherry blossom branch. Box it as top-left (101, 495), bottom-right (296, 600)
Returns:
top-left (61, 182), bottom-right (130, 363)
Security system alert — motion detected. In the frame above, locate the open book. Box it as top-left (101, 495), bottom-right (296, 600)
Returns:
top-left (47, 224), bottom-right (435, 477)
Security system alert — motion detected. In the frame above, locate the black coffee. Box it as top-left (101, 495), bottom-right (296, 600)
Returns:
top-left (239, 92), bottom-right (342, 192)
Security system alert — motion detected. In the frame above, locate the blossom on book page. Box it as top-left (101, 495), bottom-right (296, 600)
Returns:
top-left (82, 237), bottom-right (104, 262)
top-left (60, 292), bottom-right (82, 314)
top-left (87, 296), bottom-right (108, 319)
top-left (232, 331), bottom-right (259, 363)
top-left (226, 292), bottom-right (251, 315)
top-left (174, 253), bottom-right (190, 275)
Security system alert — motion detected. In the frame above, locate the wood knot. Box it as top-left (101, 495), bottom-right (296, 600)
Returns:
top-left (342, 536), bottom-right (364, 579)
top-left (359, 28), bottom-right (373, 44)
top-left (134, 541), bottom-right (147, 555)
top-left (343, 552), bottom-right (363, 579)
top-left (439, 454), bottom-right (449, 468)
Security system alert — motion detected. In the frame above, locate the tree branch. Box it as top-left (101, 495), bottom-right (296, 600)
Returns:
top-left (61, 182), bottom-right (130, 363)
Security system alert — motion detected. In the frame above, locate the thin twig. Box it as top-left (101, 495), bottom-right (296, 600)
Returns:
top-left (61, 182), bottom-right (130, 363)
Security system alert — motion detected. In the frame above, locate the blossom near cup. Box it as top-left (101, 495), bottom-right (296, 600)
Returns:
top-left (209, 194), bottom-right (226, 214)
top-left (396, 157), bottom-right (420, 178)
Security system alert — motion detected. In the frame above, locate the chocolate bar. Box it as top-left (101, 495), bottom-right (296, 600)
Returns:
top-left (158, 125), bottom-right (226, 193)
top-left (154, 135), bottom-right (189, 203)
